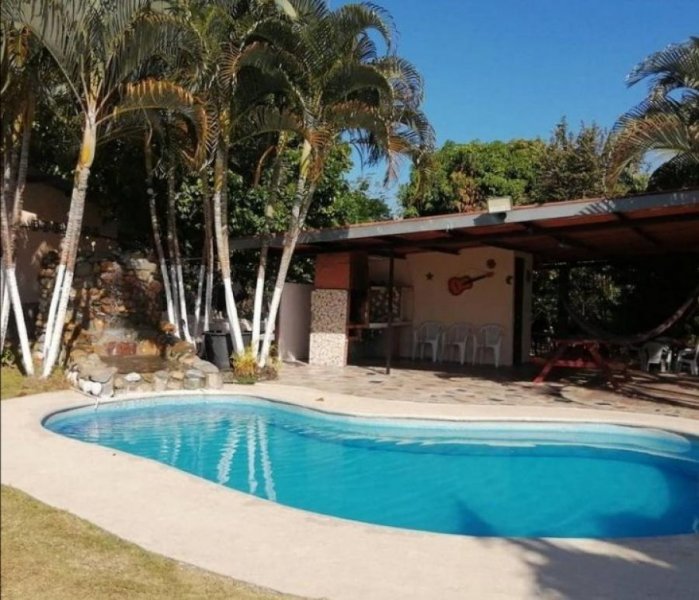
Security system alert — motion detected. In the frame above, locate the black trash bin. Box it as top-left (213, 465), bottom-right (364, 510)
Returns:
top-left (204, 330), bottom-right (233, 370)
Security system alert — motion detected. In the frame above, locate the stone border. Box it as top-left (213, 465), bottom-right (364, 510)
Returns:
top-left (2, 385), bottom-right (698, 600)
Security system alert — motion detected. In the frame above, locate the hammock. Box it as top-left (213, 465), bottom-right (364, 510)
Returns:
top-left (564, 284), bottom-right (699, 346)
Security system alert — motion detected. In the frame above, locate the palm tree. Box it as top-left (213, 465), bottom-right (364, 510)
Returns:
top-left (606, 37), bottom-right (699, 189)
top-left (144, 127), bottom-right (177, 329)
top-left (185, 0), bottom-right (306, 355)
top-left (0, 22), bottom-right (39, 373)
top-left (255, 0), bottom-right (434, 366)
top-left (3, 0), bottom-right (207, 376)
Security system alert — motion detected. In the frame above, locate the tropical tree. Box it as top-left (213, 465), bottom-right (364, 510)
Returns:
top-left (606, 37), bottom-right (699, 188)
top-left (534, 118), bottom-right (647, 202)
top-left (3, 0), bottom-right (207, 376)
top-left (399, 138), bottom-right (544, 216)
top-left (254, 0), bottom-right (434, 366)
top-left (181, 0), bottom-right (325, 355)
top-left (0, 22), bottom-right (40, 373)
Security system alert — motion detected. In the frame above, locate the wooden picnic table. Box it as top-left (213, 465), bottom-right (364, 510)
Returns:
top-left (533, 338), bottom-right (620, 389)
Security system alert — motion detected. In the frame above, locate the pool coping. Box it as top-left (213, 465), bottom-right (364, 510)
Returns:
top-left (2, 384), bottom-right (698, 600)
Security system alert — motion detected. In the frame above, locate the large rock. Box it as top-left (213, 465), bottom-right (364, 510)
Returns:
top-left (206, 371), bottom-right (223, 390)
top-left (153, 370), bottom-right (169, 392)
top-left (191, 359), bottom-right (219, 374)
top-left (88, 367), bottom-right (117, 383)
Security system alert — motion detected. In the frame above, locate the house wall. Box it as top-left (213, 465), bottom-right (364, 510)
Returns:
top-left (307, 246), bottom-right (534, 368)
top-left (14, 182), bottom-right (116, 304)
top-left (278, 282), bottom-right (313, 361)
top-left (369, 246), bottom-right (528, 366)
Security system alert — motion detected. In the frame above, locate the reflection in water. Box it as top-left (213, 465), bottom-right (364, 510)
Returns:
top-left (258, 417), bottom-right (277, 501)
top-left (216, 423), bottom-right (240, 485)
top-left (247, 420), bottom-right (258, 495)
top-left (212, 416), bottom-right (276, 501)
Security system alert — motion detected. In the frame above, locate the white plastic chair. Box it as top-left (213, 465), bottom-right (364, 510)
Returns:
top-left (441, 322), bottom-right (475, 365)
top-left (639, 342), bottom-right (672, 373)
top-left (473, 324), bottom-right (504, 367)
top-left (675, 342), bottom-right (699, 375)
top-left (412, 321), bottom-right (443, 362)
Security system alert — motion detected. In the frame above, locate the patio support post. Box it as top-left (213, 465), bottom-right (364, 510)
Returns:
top-left (386, 249), bottom-right (395, 375)
top-left (556, 265), bottom-right (570, 336)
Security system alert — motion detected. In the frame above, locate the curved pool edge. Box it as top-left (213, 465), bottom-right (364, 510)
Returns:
top-left (3, 384), bottom-right (699, 600)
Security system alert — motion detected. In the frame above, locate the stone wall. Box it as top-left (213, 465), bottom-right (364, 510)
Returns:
top-left (34, 250), bottom-right (163, 359)
top-left (308, 289), bottom-right (349, 367)
top-left (34, 249), bottom-right (224, 398)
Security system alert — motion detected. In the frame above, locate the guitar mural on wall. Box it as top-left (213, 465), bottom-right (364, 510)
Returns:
top-left (447, 271), bottom-right (494, 295)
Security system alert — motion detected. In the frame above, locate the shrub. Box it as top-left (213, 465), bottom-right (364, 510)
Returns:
top-left (231, 348), bottom-right (259, 384)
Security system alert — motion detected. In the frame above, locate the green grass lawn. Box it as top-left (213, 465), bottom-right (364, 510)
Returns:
top-left (0, 366), bottom-right (300, 600)
top-left (0, 365), bottom-right (69, 400)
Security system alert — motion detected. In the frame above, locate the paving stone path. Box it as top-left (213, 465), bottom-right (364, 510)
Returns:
top-left (276, 361), bottom-right (699, 420)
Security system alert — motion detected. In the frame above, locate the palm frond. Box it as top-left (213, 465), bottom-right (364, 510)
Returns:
top-left (110, 79), bottom-right (209, 166)
top-left (322, 62), bottom-right (394, 106)
top-left (332, 3), bottom-right (394, 53)
top-left (627, 36), bottom-right (699, 96)
top-left (606, 107), bottom-right (699, 187)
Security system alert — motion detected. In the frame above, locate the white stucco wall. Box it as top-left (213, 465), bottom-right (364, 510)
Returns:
top-left (368, 246), bottom-right (532, 366)
top-left (278, 283), bottom-right (312, 362)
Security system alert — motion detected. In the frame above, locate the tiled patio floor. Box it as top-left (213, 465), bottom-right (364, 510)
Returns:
top-left (276, 359), bottom-right (699, 420)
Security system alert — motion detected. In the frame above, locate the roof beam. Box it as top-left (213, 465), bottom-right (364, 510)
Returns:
top-left (612, 211), bottom-right (664, 248)
top-left (523, 223), bottom-right (598, 253)
top-left (373, 235), bottom-right (461, 255)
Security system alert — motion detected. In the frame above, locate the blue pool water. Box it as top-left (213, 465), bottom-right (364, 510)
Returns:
top-left (44, 396), bottom-right (699, 538)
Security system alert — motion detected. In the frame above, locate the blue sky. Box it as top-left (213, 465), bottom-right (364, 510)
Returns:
top-left (338, 0), bottom-right (699, 204)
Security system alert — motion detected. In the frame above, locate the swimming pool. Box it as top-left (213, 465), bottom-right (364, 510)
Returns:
top-left (44, 396), bottom-right (699, 538)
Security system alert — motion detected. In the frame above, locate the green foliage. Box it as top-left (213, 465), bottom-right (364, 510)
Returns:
top-left (606, 37), bottom-right (699, 188)
top-left (647, 158), bottom-right (699, 192)
top-left (534, 118), bottom-right (647, 201)
top-left (399, 139), bottom-right (544, 216)
top-left (1, 345), bottom-right (18, 368)
top-left (534, 257), bottom-right (699, 343)
top-left (400, 118), bottom-right (650, 217)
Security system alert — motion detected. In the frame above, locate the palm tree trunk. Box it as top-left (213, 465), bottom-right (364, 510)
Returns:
top-left (250, 132), bottom-right (288, 358)
top-left (251, 133), bottom-right (287, 359)
top-left (164, 169), bottom-right (181, 338)
top-left (204, 234), bottom-right (214, 333)
top-left (258, 180), bottom-right (318, 367)
top-left (42, 110), bottom-right (96, 377)
top-left (0, 270), bottom-right (9, 351)
top-left (258, 141), bottom-right (318, 367)
top-left (201, 179), bottom-right (214, 334)
top-left (251, 238), bottom-right (268, 358)
top-left (0, 146), bottom-right (15, 348)
top-left (192, 254), bottom-right (205, 338)
top-left (1, 102), bottom-right (34, 371)
top-left (11, 96), bottom-right (34, 226)
top-left (144, 135), bottom-right (175, 326)
top-left (166, 160), bottom-right (192, 343)
top-left (212, 144), bottom-right (244, 353)
top-left (1, 188), bottom-right (33, 374)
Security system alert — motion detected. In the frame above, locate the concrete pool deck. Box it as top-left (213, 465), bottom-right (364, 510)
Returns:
top-left (2, 384), bottom-right (699, 600)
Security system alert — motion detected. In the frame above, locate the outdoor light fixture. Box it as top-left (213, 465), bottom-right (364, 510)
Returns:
top-left (486, 196), bottom-right (512, 220)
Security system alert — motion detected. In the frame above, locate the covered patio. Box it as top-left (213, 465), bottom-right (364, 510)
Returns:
top-left (232, 189), bottom-right (698, 379)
